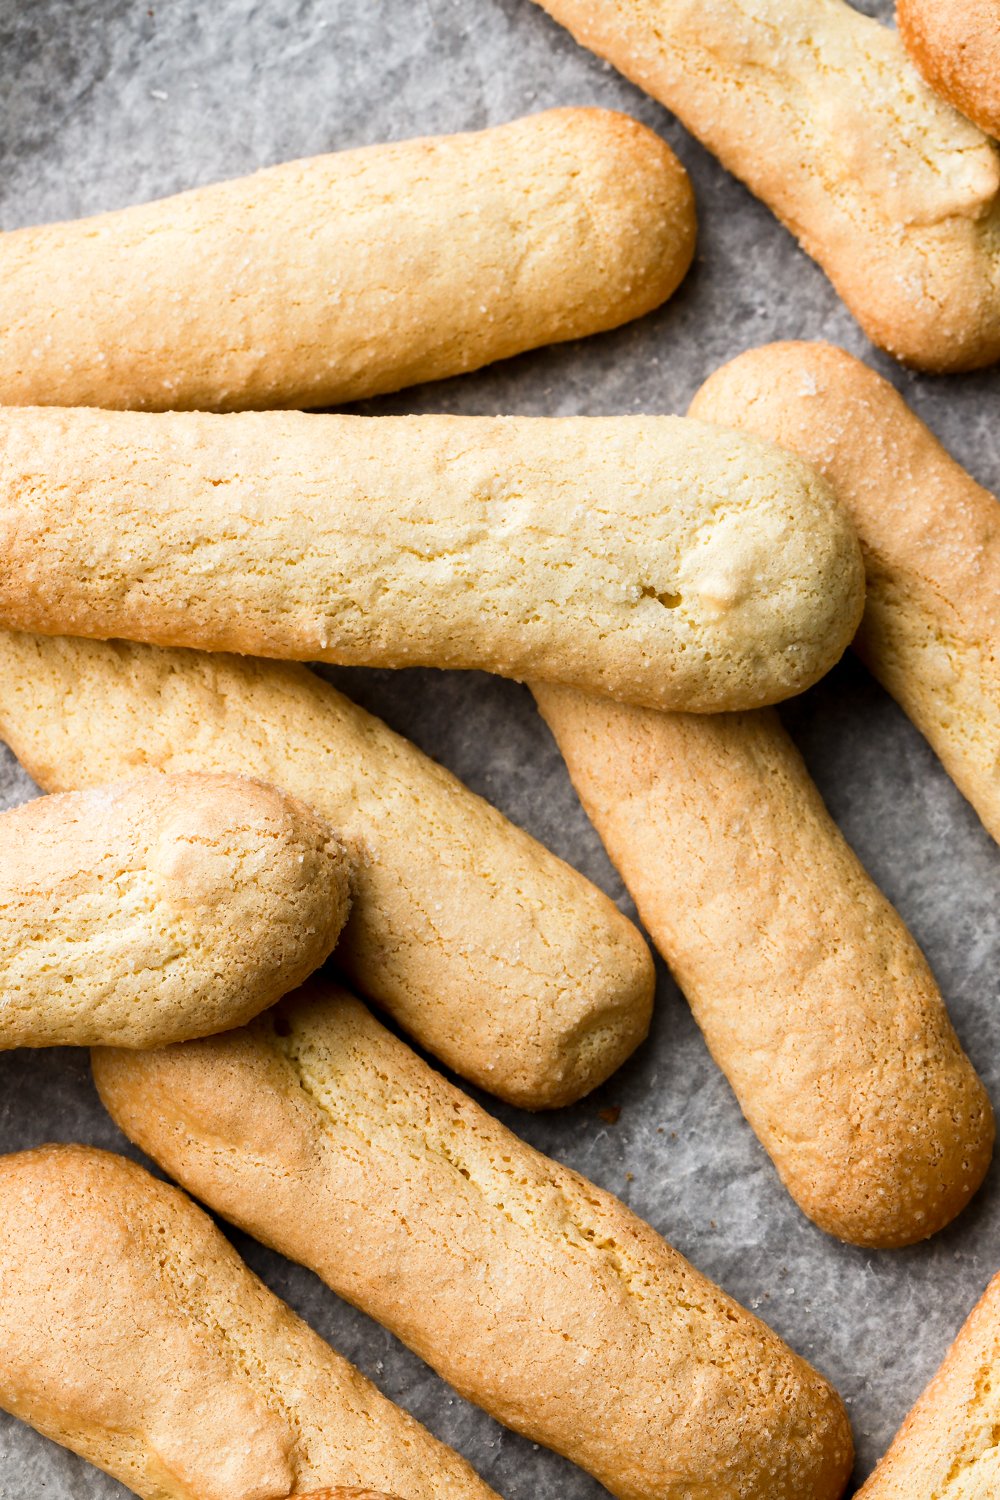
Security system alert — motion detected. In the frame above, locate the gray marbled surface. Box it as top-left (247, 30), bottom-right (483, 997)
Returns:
top-left (0, 0), bottom-right (998, 1495)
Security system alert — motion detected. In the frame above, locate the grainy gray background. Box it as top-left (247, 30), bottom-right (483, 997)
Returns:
top-left (0, 0), bottom-right (998, 1495)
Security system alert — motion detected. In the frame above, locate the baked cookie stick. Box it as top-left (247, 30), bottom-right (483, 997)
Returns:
top-left (899, 0), bottom-right (1000, 139)
top-left (533, 0), bottom-right (1000, 371)
top-left (0, 1146), bottom-right (496, 1500)
top-left (0, 630), bottom-right (654, 1109)
top-left (532, 689), bottom-right (994, 1247)
top-left (691, 340), bottom-right (1000, 843)
top-left (0, 773), bottom-right (348, 1048)
top-left (0, 109), bottom-right (693, 412)
top-left (856, 1272), bottom-right (1000, 1496)
top-left (94, 982), bottom-right (855, 1500)
top-left (0, 408), bottom-right (865, 714)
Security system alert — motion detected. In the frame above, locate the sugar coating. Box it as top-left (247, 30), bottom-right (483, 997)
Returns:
top-left (0, 773), bottom-right (349, 1049)
top-left (0, 108), bottom-right (694, 412)
top-left (533, 687), bottom-right (994, 1247)
top-left (535, 0), bottom-right (1000, 370)
top-left (0, 1146), bottom-right (497, 1500)
top-left (691, 340), bottom-right (1000, 845)
top-left (94, 982), bottom-right (855, 1500)
top-left (0, 630), bottom-right (654, 1108)
top-left (856, 1271), bottom-right (1000, 1496)
top-left (0, 407), bottom-right (865, 714)
top-left (899, 0), bottom-right (1000, 141)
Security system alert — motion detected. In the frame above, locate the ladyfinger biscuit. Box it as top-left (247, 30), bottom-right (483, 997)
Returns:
top-left (0, 1145), bottom-right (496, 1500)
top-left (533, 0), bottom-right (1000, 371)
top-left (899, 0), bottom-right (1000, 139)
top-left (531, 687), bottom-right (994, 1247)
top-left (0, 773), bottom-right (349, 1049)
top-left (0, 407), bottom-right (865, 714)
top-left (690, 340), bottom-right (1000, 843)
top-left (93, 981), bottom-right (855, 1500)
top-left (856, 1272), bottom-right (1000, 1496)
top-left (0, 629), bottom-right (654, 1108)
top-left (0, 109), bottom-right (693, 412)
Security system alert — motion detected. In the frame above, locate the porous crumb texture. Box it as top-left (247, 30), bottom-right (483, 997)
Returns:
top-left (0, 773), bottom-right (349, 1048)
top-left (533, 686), bottom-right (995, 1248)
top-left (0, 629), bottom-right (654, 1108)
top-left (533, 0), bottom-right (1000, 370)
top-left (93, 983), bottom-right (855, 1500)
top-left (856, 1272), bottom-right (1000, 1496)
top-left (0, 1146), bottom-right (498, 1500)
top-left (0, 108), bottom-right (694, 412)
top-left (898, 0), bottom-right (1000, 141)
top-left (690, 340), bottom-right (1000, 845)
top-left (0, 407), bottom-right (865, 713)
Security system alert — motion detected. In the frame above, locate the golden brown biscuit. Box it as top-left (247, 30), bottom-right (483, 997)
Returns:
top-left (856, 1271), bottom-right (1000, 1496)
top-left (690, 340), bottom-right (1000, 843)
top-left (532, 687), bottom-right (994, 1247)
top-left (94, 981), bottom-right (856, 1500)
top-left (0, 109), bottom-right (693, 412)
top-left (0, 1146), bottom-right (497, 1500)
top-left (898, 0), bottom-right (1000, 139)
top-left (0, 773), bottom-right (348, 1049)
top-left (533, 0), bottom-right (1000, 371)
top-left (0, 629), bottom-right (654, 1108)
top-left (0, 407), bottom-right (865, 714)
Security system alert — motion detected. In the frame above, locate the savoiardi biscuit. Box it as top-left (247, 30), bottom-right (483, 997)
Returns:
top-left (0, 1145), bottom-right (496, 1500)
top-left (0, 109), bottom-right (693, 411)
top-left (0, 629), bottom-right (654, 1108)
top-left (94, 980), bottom-right (855, 1500)
top-left (533, 0), bottom-right (1000, 370)
top-left (0, 773), bottom-right (349, 1049)
top-left (0, 407), bottom-right (865, 714)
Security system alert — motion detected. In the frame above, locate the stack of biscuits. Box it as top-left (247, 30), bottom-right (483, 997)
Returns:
top-left (0, 3), bottom-right (997, 1497)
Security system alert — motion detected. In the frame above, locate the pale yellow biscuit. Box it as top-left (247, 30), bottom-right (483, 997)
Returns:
top-left (899, 0), bottom-right (1000, 139)
top-left (0, 109), bottom-right (693, 412)
top-left (534, 0), bottom-right (1000, 370)
top-left (93, 981), bottom-right (855, 1500)
top-left (690, 340), bottom-right (1000, 843)
top-left (0, 1145), bottom-right (496, 1500)
top-left (856, 1271), bottom-right (1000, 1496)
top-left (0, 407), bottom-right (865, 714)
top-left (0, 773), bottom-right (348, 1049)
top-left (532, 686), bottom-right (994, 1247)
top-left (0, 629), bottom-right (654, 1108)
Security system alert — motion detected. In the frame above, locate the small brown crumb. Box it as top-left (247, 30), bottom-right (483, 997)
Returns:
top-left (598, 1105), bottom-right (621, 1125)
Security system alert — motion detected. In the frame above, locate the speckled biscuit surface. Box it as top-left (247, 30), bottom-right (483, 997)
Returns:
top-left (0, 1146), bottom-right (497, 1500)
top-left (0, 407), bottom-right (864, 714)
top-left (534, 0), bottom-right (1000, 370)
top-left (0, 108), bottom-right (695, 412)
top-left (0, 773), bottom-right (349, 1049)
top-left (532, 687), bottom-right (994, 1247)
top-left (93, 982), bottom-right (855, 1500)
top-left (856, 1271), bottom-right (1000, 1496)
top-left (898, 0), bottom-right (1000, 139)
top-left (690, 340), bottom-right (1000, 844)
top-left (0, 629), bottom-right (654, 1108)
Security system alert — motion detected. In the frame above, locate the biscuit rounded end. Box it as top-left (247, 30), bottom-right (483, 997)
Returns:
top-left (898, 0), bottom-right (1000, 141)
